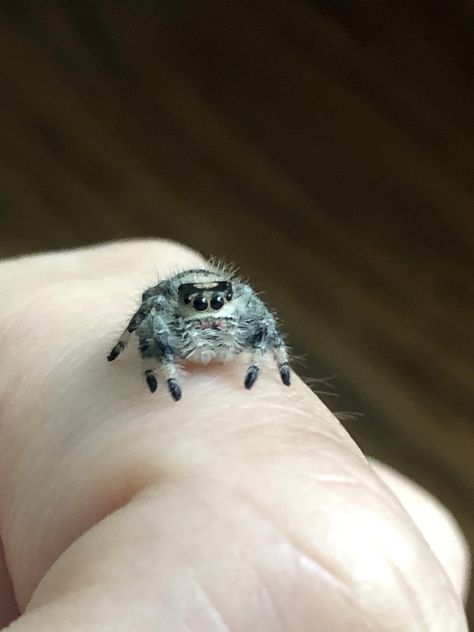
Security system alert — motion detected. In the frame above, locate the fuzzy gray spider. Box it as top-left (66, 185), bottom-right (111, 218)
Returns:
top-left (107, 263), bottom-right (291, 401)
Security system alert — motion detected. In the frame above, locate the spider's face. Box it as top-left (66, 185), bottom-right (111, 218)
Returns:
top-left (177, 278), bottom-right (235, 318)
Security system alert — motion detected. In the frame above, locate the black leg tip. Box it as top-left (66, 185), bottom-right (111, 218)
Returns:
top-left (244, 365), bottom-right (259, 390)
top-left (168, 378), bottom-right (182, 401)
top-left (279, 364), bottom-right (291, 386)
top-left (145, 371), bottom-right (158, 393)
top-left (107, 343), bottom-right (124, 362)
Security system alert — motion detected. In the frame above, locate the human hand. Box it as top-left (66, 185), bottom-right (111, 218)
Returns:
top-left (0, 241), bottom-right (469, 631)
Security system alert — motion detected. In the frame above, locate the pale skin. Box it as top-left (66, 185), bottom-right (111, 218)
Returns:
top-left (0, 240), bottom-right (469, 631)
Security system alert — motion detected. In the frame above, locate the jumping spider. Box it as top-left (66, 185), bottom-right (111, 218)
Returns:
top-left (107, 263), bottom-right (291, 401)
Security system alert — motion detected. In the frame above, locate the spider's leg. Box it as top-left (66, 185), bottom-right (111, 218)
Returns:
top-left (107, 336), bottom-right (129, 362)
top-left (244, 328), bottom-right (267, 390)
top-left (160, 359), bottom-right (182, 402)
top-left (244, 356), bottom-right (262, 389)
top-left (145, 367), bottom-right (158, 393)
top-left (107, 301), bottom-right (152, 361)
top-left (138, 336), bottom-right (159, 393)
top-left (272, 333), bottom-right (291, 386)
top-left (239, 291), bottom-right (291, 389)
top-left (154, 344), bottom-right (181, 401)
top-left (142, 314), bottom-right (183, 401)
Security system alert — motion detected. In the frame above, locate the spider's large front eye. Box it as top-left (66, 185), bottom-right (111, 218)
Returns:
top-left (193, 295), bottom-right (208, 311)
top-left (210, 294), bottom-right (224, 310)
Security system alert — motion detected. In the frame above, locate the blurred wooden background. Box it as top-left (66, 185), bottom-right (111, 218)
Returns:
top-left (0, 0), bottom-right (472, 621)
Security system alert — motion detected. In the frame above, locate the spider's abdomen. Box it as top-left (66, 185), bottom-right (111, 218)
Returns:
top-left (177, 317), bottom-right (245, 364)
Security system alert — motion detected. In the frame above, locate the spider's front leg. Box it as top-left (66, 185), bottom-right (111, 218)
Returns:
top-left (243, 315), bottom-right (291, 390)
top-left (243, 327), bottom-right (267, 389)
top-left (107, 301), bottom-right (152, 361)
top-left (138, 315), bottom-right (182, 401)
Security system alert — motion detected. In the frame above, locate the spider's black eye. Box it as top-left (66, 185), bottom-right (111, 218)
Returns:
top-left (225, 291), bottom-right (233, 301)
top-left (210, 294), bottom-right (224, 310)
top-left (193, 295), bottom-right (208, 311)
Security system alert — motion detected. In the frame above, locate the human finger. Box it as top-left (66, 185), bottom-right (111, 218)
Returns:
top-left (0, 241), bottom-right (467, 631)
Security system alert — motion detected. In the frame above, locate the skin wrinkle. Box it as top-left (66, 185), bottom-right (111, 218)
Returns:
top-left (23, 481), bottom-right (287, 628)
top-left (286, 451), bottom-right (416, 532)
top-left (233, 489), bottom-right (352, 603)
top-left (221, 408), bottom-right (350, 447)
top-left (252, 571), bottom-right (288, 632)
top-left (250, 496), bottom-right (379, 632)
top-left (155, 591), bottom-right (202, 632)
top-left (162, 478), bottom-right (355, 631)
top-left (187, 573), bottom-right (234, 632)
top-left (16, 481), bottom-right (152, 608)
top-left (114, 380), bottom-right (332, 451)
top-left (372, 461), bottom-right (470, 603)
top-left (18, 590), bottom-right (197, 632)
top-left (3, 417), bottom-right (107, 595)
top-left (6, 426), bottom-right (171, 600)
top-left (283, 422), bottom-right (352, 446)
top-left (185, 510), bottom-right (290, 632)
top-left (231, 461), bottom-right (457, 631)
top-left (382, 553), bottom-right (431, 632)
top-left (329, 475), bottom-right (406, 520)
top-left (235, 400), bottom-right (334, 425)
top-left (197, 478), bottom-right (348, 621)
top-left (0, 410), bottom-right (50, 527)
top-left (4, 477), bottom-right (66, 602)
top-left (310, 456), bottom-right (408, 518)
top-left (312, 473), bottom-right (360, 485)
top-left (362, 465), bottom-right (444, 534)
top-left (4, 418), bottom-right (262, 605)
top-left (0, 538), bottom-right (19, 626)
top-left (382, 518), bottom-right (464, 630)
top-left (170, 410), bottom-right (360, 488)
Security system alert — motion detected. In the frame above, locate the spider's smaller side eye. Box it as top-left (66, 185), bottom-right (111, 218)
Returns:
top-left (193, 296), bottom-right (208, 311)
top-left (225, 291), bottom-right (233, 301)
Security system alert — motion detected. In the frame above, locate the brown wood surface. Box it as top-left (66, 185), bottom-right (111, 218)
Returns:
top-left (0, 0), bottom-right (473, 622)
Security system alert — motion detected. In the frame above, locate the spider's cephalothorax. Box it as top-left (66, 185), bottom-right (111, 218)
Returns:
top-left (107, 264), bottom-right (291, 401)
